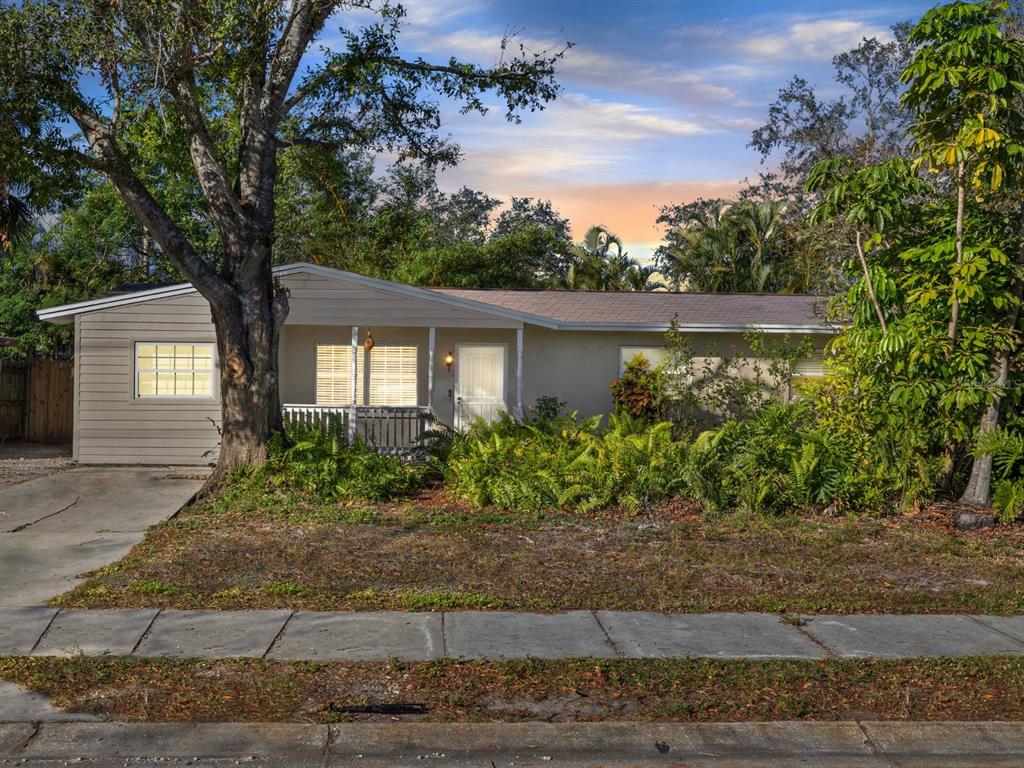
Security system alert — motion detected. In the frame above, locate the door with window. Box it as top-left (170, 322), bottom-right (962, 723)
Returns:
top-left (454, 344), bottom-right (506, 429)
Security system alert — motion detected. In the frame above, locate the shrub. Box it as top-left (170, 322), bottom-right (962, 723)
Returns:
top-left (610, 355), bottom-right (668, 420)
top-left (684, 391), bottom-right (937, 518)
top-left (976, 426), bottom-right (1024, 521)
top-left (445, 411), bottom-right (686, 513)
top-left (256, 425), bottom-right (428, 502)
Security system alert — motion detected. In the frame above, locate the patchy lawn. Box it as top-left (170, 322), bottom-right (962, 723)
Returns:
top-left (53, 486), bottom-right (1024, 614)
top-left (3, 655), bottom-right (1024, 723)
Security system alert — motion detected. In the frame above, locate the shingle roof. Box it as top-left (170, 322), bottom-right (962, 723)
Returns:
top-left (430, 289), bottom-right (836, 331)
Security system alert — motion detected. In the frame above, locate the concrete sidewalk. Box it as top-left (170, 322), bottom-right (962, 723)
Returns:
top-left (3, 608), bottom-right (1024, 660)
top-left (2, 721), bottom-right (1024, 766)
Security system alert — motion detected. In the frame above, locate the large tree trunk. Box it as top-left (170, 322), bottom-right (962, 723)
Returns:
top-left (202, 243), bottom-right (288, 493)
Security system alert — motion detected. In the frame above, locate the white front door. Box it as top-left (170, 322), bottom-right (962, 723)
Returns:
top-left (454, 344), bottom-right (506, 429)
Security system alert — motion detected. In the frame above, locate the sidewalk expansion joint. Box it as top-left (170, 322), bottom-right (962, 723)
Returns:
top-left (26, 611), bottom-right (60, 656)
top-left (591, 610), bottom-right (624, 658)
top-left (789, 616), bottom-right (837, 658)
top-left (440, 612), bottom-right (449, 657)
top-left (262, 610), bottom-right (296, 659)
top-left (129, 608), bottom-right (163, 656)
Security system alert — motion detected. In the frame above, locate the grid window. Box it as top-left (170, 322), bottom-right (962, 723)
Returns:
top-left (135, 343), bottom-right (214, 398)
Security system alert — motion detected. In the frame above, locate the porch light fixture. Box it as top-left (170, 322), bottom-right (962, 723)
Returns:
top-left (445, 349), bottom-right (454, 371)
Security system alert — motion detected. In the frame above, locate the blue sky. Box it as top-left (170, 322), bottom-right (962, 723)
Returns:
top-left (334, 0), bottom-right (936, 258)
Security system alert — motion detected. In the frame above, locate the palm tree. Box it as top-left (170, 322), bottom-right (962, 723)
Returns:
top-left (623, 263), bottom-right (663, 291)
top-left (726, 200), bottom-right (789, 292)
top-left (0, 179), bottom-right (33, 254)
top-left (564, 225), bottom-right (623, 290)
top-left (659, 200), bottom-right (789, 293)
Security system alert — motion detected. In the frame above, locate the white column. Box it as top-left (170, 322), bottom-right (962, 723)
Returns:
top-left (427, 327), bottom-right (436, 415)
top-left (515, 327), bottom-right (524, 420)
top-left (349, 325), bottom-right (358, 442)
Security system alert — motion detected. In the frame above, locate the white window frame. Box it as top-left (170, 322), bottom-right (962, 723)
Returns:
top-left (618, 345), bottom-right (668, 375)
top-left (134, 341), bottom-right (215, 400)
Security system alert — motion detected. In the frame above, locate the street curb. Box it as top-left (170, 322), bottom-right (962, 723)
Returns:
top-left (3, 721), bottom-right (1024, 766)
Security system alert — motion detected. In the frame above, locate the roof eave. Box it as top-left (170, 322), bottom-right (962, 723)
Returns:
top-left (547, 322), bottom-right (842, 334)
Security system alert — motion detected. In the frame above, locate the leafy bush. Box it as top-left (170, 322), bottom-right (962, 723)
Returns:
top-left (682, 402), bottom-right (900, 515)
top-left (662, 323), bottom-right (813, 435)
top-left (256, 425), bottom-right (428, 502)
top-left (976, 427), bottom-right (1024, 521)
top-left (445, 411), bottom-right (686, 513)
top-left (610, 355), bottom-right (668, 420)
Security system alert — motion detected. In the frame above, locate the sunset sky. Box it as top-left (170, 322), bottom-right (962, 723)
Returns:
top-left (336, 0), bottom-right (935, 260)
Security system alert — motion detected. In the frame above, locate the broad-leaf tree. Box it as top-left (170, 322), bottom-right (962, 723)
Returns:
top-left (899, 0), bottom-right (1024, 507)
top-left (0, 0), bottom-right (565, 486)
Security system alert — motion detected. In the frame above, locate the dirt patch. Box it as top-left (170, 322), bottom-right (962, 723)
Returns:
top-left (0, 442), bottom-right (72, 489)
top-left (3, 656), bottom-right (1024, 723)
top-left (54, 487), bottom-right (1024, 615)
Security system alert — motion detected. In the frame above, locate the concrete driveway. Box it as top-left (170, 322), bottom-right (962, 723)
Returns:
top-left (0, 467), bottom-right (207, 606)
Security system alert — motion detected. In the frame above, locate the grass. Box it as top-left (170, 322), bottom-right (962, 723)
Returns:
top-left (3, 655), bottom-right (1024, 723)
top-left (52, 485), bottom-right (1024, 614)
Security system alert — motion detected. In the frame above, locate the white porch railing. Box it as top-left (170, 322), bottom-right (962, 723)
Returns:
top-left (282, 404), bottom-right (432, 457)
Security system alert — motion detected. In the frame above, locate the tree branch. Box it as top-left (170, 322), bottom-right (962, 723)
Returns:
top-left (70, 109), bottom-right (233, 311)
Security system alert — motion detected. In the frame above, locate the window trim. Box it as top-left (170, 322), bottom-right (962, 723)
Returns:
top-left (133, 340), bottom-right (218, 402)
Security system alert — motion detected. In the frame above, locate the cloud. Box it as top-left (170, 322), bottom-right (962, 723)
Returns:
top-left (556, 95), bottom-right (706, 138)
top-left (740, 19), bottom-right (892, 60)
top-left (405, 27), bottom-right (739, 108)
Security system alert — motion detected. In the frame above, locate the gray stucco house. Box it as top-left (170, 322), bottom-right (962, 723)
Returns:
top-left (38, 262), bottom-right (836, 465)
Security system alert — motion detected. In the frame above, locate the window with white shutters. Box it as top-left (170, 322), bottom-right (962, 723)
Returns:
top-left (368, 345), bottom-right (418, 406)
top-left (315, 343), bottom-right (364, 405)
top-left (135, 342), bottom-right (214, 398)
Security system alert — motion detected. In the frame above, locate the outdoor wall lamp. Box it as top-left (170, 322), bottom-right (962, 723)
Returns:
top-left (445, 349), bottom-right (454, 371)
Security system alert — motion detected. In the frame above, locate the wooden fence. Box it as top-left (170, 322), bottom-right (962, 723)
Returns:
top-left (0, 359), bottom-right (74, 444)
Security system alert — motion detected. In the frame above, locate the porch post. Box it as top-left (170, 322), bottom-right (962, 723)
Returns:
top-left (349, 325), bottom-right (358, 443)
top-left (515, 327), bottom-right (524, 420)
top-left (427, 327), bottom-right (436, 415)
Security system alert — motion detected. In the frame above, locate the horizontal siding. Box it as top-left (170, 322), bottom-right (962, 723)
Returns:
top-left (76, 293), bottom-right (220, 465)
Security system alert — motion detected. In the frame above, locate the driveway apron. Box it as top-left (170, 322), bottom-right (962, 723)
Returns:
top-left (0, 467), bottom-right (206, 606)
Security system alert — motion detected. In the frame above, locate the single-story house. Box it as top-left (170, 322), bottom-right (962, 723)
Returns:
top-left (38, 262), bottom-right (837, 465)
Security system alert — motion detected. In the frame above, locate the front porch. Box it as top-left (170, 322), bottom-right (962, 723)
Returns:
top-left (279, 323), bottom-right (526, 455)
